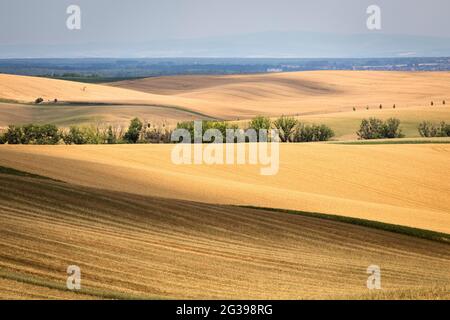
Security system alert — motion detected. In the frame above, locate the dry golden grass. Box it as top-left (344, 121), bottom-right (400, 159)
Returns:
top-left (0, 173), bottom-right (449, 299)
top-left (0, 143), bottom-right (449, 234)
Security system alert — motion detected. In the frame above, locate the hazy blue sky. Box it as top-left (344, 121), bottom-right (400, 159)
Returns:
top-left (1, 0), bottom-right (450, 45)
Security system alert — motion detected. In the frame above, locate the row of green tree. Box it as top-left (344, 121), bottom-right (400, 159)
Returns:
top-left (176, 116), bottom-right (335, 143)
top-left (3, 117), bottom-right (447, 145)
top-left (0, 116), bottom-right (336, 145)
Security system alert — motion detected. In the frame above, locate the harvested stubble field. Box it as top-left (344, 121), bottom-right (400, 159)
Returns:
top-left (0, 172), bottom-right (449, 300)
top-left (0, 143), bottom-right (449, 233)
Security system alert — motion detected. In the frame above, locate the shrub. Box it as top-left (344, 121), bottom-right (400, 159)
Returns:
top-left (273, 116), bottom-right (298, 142)
top-left (142, 123), bottom-right (173, 144)
top-left (62, 125), bottom-right (106, 145)
top-left (4, 125), bottom-right (24, 144)
top-left (248, 116), bottom-right (271, 141)
top-left (380, 118), bottom-right (404, 139)
top-left (22, 124), bottom-right (60, 144)
top-left (35, 97), bottom-right (44, 104)
top-left (357, 118), bottom-right (384, 140)
top-left (62, 127), bottom-right (88, 145)
top-left (0, 131), bottom-right (5, 144)
top-left (106, 126), bottom-right (116, 144)
top-left (295, 124), bottom-right (335, 142)
top-left (357, 118), bottom-right (403, 140)
top-left (440, 122), bottom-right (450, 136)
top-left (418, 121), bottom-right (450, 137)
top-left (175, 120), bottom-right (239, 143)
top-left (2, 124), bottom-right (60, 144)
top-left (123, 118), bottom-right (143, 144)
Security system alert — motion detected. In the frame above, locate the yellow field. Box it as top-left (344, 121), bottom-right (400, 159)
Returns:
top-left (2, 71), bottom-right (450, 122)
top-left (0, 173), bottom-right (449, 299)
top-left (112, 71), bottom-right (450, 119)
top-left (0, 143), bottom-right (449, 234)
top-left (0, 73), bottom-right (197, 109)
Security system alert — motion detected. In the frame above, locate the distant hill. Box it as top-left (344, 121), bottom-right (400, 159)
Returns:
top-left (2, 31), bottom-right (450, 58)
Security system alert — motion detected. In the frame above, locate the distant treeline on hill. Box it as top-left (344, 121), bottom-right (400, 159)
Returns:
top-left (2, 57), bottom-right (450, 82)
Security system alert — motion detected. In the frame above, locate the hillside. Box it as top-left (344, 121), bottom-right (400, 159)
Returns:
top-left (111, 71), bottom-right (450, 119)
top-left (1, 71), bottom-right (449, 124)
top-left (0, 143), bottom-right (449, 234)
top-left (0, 73), bottom-right (198, 109)
top-left (0, 171), bottom-right (449, 299)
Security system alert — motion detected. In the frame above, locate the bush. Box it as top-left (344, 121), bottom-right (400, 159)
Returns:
top-left (62, 125), bottom-right (106, 145)
top-left (62, 127), bottom-right (88, 145)
top-left (273, 116), bottom-right (298, 142)
top-left (357, 118), bottom-right (403, 140)
top-left (123, 118), bottom-right (143, 144)
top-left (142, 123), bottom-right (173, 144)
top-left (441, 122), bottom-right (450, 137)
top-left (175, 120), bottom-right (238, 143)
top-left (295, 124), bottom-right (335, 142)
top-left (4, 125), bottom-right (23, 144)
top-left (248, 116), bottom-right (271, 141)
top-left (0, 132), bottom-right (5, 144)
top-left (35, 97), bottom-right (44, 104)
top-left (22, 124), bottom-right (60, 144)
top-left (418, 121), bottom-right (450, 137)
top-left (380, 118), bottom-right (404, 139)
top-left (3, 124), bottom-right (60, 144)
top-left (357, 118), bottom-right (384, 140)
top-left (106, 126), bottom-right (116, 144)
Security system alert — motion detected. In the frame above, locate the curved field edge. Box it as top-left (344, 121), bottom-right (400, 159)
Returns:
top-left (1, 171), bottom-right (449, 299)
top-left (240, 206), bottom-right (450, 244)
top-left (2, 165), bottom-right (448, 243)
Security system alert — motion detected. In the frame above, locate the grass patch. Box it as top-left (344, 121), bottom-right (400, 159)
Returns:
top-left (0, 269), bottom-right (161, 300)
top-left (332, 139), bottom-right (450, 145)
top-left (37, 75), bottom-right (148, 84)
top-left (240, 206), bottom-right (450, 244)
top-left (0, 98), bottom-right (22, 104)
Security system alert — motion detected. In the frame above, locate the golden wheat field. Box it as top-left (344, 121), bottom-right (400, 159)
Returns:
top-left (111, 71), bottom-right (450, 119)
top-left (0, 143), bottom-right (449, 234)
top-left (0, 172), bottom-right (449, 300)
top-left (1, 71), bottom-right (450, 122)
